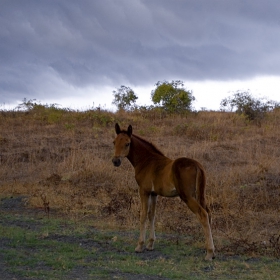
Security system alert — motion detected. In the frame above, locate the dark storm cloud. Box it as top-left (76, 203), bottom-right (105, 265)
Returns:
top-left (1, 0), bottom-right (280, 104)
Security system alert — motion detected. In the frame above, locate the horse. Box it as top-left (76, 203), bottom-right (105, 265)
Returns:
top-left (112, 123), bottom-right (215, 260)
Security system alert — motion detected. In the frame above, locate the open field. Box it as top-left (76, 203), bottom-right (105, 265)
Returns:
top-left (1, 195), bottom-right (280, 279)
top-left (0, 107), bottom-right (280, 278)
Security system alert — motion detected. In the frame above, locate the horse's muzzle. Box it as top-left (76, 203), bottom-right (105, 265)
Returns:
top-left (112, 157), bottom-right (121, 167)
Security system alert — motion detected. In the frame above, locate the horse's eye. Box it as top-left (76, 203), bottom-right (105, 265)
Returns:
top-left (113, 141), bottom-right (115, 145)
top-left (125, 143), bottom-right (130, 147)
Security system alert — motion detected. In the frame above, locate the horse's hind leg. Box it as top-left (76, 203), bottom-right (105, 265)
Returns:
top-left (146, 194), bottom-right (157, 250)
top-left (206, 205), bottom-right (212, 225)
top-left (185, 197), bottom-right (215, 260)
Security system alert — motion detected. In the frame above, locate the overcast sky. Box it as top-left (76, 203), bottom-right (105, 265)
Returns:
top-left (1, 0), bottom-right (280, 110)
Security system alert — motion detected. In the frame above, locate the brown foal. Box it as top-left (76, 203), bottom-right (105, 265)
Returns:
top-left (112, 123), bottom-right (215, 260)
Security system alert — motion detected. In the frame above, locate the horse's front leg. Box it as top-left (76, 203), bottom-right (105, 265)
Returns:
top-left (146, 193), bottom-right (157, 251)
top-left (135, 191), bottom-right (149, 252)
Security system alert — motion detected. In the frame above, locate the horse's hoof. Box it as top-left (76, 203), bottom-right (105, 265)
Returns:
top-left (205, 252), bottom-right (215, 261)
top-left (135, 245), bottom-right (145, 253)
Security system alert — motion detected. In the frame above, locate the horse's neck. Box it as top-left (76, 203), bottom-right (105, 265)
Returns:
top-left (127, 135), bottom-right (164, 168)
top-left (126, 136), bottom-right (144, 167)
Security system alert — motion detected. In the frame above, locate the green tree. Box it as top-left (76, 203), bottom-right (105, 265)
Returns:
top-left (112, 85), bottom-right (138, 111)
top-left (151, 80), bottom-right (194, 113)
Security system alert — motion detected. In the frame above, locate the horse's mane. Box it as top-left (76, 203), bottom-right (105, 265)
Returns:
top-left (132, 134), bottom-right (165, 156)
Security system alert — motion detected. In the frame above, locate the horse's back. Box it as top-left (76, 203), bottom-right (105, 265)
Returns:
top-left (172, 157), bottom-right (204, 174)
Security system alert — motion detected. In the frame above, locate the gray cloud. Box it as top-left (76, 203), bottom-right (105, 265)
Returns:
top-left (1, 0), bottom-right (280, 105)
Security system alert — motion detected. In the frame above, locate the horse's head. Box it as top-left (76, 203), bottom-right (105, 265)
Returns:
top-left (112, 123), bottom-right (132, 167)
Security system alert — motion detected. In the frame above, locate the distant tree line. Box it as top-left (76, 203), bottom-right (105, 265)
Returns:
top-left (5, 80), bottom-right (279, 126)
top-left (112, 80), bottom-right (279, 123)
top-left (112, 80), bottom-right (194, 114)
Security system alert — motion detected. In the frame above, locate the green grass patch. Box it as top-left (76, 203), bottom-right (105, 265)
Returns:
top-left (0, 211), bottom-right (280, 279)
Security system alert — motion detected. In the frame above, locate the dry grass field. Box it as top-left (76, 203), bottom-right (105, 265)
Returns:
top-left (1, 106), bottom-right (280, 261)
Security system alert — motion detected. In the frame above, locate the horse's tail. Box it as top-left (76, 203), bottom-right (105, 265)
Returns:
top-left (196, 166), bottom-right (211, 224)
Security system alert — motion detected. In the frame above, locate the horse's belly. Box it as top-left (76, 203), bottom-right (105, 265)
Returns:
top-left (153, 183), bottom-right (178, 197)
top-left (164, 187), bottom-right (179, 197)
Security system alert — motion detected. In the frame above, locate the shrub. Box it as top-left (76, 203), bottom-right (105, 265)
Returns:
top-left (220, 91), bottom-right (279, 124)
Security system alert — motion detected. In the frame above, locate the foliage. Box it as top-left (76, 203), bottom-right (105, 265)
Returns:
top-left (112, 85), bottom-right (138, 111)
top-left (220, 91), bottom-right (279, 123)
top-left (16, 98), bottom-right (61, 112)
top-left (151, 80), bottom-right (195, 114)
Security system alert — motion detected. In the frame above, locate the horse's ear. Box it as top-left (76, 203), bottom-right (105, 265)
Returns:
top-left (127, 125), bottom-right (132, 137)
top-left (115, 123), bottom-right (121, 134)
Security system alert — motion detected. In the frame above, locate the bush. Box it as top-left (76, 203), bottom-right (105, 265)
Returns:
top-left (220, 91), bottom-right (279, 124)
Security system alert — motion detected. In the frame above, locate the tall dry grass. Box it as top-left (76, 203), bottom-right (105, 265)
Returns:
top-left (0, 107), bottom-right (280, 257)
